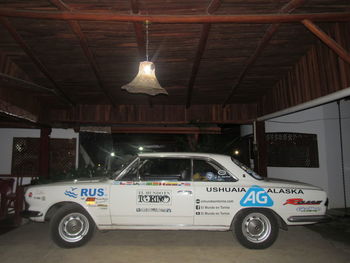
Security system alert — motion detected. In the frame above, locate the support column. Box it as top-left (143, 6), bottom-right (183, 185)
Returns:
top-left (39, 127), bottom-right (51, 178)
top-left (254, 121), bottom-right (267, 177)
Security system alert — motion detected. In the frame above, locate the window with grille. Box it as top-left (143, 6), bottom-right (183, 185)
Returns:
top-left (266, 133), bottom-right (319, 168)
top-left (11, 137), bottom-right (76, 176)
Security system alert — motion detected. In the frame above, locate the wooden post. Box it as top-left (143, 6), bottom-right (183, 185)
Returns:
top-left (255, 121), bottom-right (267, 177)
top-left (39, 128), bottom-right (51, 178)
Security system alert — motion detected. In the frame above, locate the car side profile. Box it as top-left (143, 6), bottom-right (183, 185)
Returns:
top-left (23, 153), bottom-right (330, 249)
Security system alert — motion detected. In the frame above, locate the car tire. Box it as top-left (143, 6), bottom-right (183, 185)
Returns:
top-left (50, 204), bottom-right (95, 248)
top-left (234, 209), bottom-right (279, 249)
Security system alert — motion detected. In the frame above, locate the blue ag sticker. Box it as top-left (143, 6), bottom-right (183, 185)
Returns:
top-left (240, 185), bottom-right (273, 207)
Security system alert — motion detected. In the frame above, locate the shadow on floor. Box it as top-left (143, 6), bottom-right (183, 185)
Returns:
top-left (2, 209), bottom-right (350, 246)
top-left (0, 216), bottom-right (18, 235)
top-left (306, 208), bottom-right (350, 246)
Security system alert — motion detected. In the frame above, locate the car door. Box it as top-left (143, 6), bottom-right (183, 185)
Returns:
top-left (192, 158), bottom-right (240, 227)
top-left (109, 157), bottom-right (194, 226)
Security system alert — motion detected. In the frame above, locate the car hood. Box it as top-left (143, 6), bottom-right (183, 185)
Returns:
top-left (28, 177), bottom-right (109, 188)
top-left (260, 177), bottom-right (322, 190)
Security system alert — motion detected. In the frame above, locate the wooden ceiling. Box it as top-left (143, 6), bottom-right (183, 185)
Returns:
top-left (0, 0), bottom-right (349, 127)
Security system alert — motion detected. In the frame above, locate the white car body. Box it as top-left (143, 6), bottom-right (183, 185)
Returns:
top-left (24, 153), bottom-right (329, 248)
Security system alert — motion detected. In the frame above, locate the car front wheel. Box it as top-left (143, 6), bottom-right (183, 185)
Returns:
top-left (50, 204), bottom-right (95, 248)
top-left (234, 209), bottom-right (279, 249)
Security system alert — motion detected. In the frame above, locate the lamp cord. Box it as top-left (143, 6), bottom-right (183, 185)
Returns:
top-left (146, 21), bottom-right (149, 61)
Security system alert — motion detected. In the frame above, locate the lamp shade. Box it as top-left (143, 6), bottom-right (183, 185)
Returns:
top-left (121, 61), bottom-right (168, 96)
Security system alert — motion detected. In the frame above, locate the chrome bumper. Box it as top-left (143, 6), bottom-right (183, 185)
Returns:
top-left (287, 215), bottom-right (332, 223)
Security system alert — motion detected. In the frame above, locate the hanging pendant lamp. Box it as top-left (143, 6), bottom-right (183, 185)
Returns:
top-left (121, 21), bottom-right (168, 96)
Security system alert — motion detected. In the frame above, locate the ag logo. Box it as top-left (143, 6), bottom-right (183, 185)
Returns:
top-left (240, 185), bottom-right (274, 207)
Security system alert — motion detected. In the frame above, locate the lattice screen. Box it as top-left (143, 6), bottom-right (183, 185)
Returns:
top-left (50, 138), bottom-right (76, 174)
top-left (11, 138), bottom-right (39, 176)
top-left (11, 137), bottom-right (76, 176)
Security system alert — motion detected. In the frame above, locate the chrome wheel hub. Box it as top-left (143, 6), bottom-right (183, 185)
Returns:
top-left (242, 213), bottom-right (271, 243)
top-left (58, 213), bottom-right (89, 243)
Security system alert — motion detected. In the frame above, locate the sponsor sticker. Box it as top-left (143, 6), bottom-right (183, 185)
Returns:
top-left (81, 188), bottom-right (105, 197)
top-left (283, 198), bottom-right (322, 205)
top-left (114, 181), bottom-right (191, 186)
top-left (86, 197), bottom-right (96, 205)
top-left (240, 185), bottom-right (274, 207)
top-left (137, 190), bottom-right (172, 205)
top-left (297, 207), bottom-right (321, 213)
top-left (136, 208), bottom-right (172, 213)
top-left (64, 187), bottom-right (78, 198)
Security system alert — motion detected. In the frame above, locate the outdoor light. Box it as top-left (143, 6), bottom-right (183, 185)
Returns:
top-left (110, 152), bottom-right (115, 157)
top-left (234, 149), bottom-right (240, 156)
top-left (138, 146), bottom-right (144, 151)
top-left (121, 21), bottom-right (168, 96)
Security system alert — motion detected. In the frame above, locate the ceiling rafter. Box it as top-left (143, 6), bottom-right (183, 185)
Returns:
top-left (0, 72), bottom-right (55, 93)
top-left (302, 19), bottom-right (350, 65)
top-left (49, 0), bottom-right (117, 107)
top-left (186, 0), bottom-right (222, 108)
top-left (0, 16), bottom-right (75, 106)
top-left (0, 9), bottom-right (349, 23)
top-left (223, 0), bottom-right (306, 106)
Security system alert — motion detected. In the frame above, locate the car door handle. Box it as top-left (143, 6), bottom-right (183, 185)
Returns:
top-left (177, 190), bottom-right (193, 195)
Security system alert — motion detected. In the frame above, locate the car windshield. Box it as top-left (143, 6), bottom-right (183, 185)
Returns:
top-left (231, 157), bottom-right (263, 180)
top-left (111, 155), bottom-right (137, 178)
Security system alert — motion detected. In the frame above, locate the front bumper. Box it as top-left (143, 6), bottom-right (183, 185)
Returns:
top-left (287, 215), bottom-right (332, 223)
top-left (21, 210), bottom-right (43, 218)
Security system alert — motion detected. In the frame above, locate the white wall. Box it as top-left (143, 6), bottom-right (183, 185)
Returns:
top-left (266, 101), bottom-right (350, 208)
top-left (0, 128), bottom-right (79, 180)
top-left (240, 101), bottom-right (350, 209)
top-left (0, 128), bottom-right (40, 175)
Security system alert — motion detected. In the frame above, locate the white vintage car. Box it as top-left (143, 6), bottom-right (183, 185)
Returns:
top-left (23, 152), bottom-right (330, 249)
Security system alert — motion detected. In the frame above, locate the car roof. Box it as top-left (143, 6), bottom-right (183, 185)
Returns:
top-left (138, 152), bottom-right (230, 159)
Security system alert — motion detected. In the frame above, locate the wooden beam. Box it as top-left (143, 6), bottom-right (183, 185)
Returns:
top-left (186, 0), bottom-right (222, 108)
top-left (0, 17), bottom-right (75, 106)
top-left (0, 9), bottom-right (349, 24)
top-left (186, 24), bottom-right (210, 108)
top-left (223, 0), bottom-right (306, 106)
top-left (49, 0), bottom-right (116, 106)
top-left (302, 19), bottom-right (350, 65)
top-left (207, 0), bottom-right (222, 14)
top-left (133, 22), bottom-right (146, 59)
top-left (111, 126), bottom-right (221, 134)
top-left (255, 121), bottom-right (267, 177)
top-left (130, 0), bottom-right (144, 59)
top-left (130, 0), bottom-right (139, 14)
top-left (39, 128), bottom-right (51, 178)
top-left (0, 99), bottom-right (38, 123)
top-left (0, 72), bottom-right (55, 93)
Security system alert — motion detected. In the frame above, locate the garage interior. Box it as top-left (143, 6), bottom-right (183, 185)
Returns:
top-left (0, 0), bottom-right (350, 261)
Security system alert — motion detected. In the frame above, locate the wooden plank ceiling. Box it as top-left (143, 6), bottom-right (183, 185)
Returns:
top-left (0, 0), bottom-right (349, 127)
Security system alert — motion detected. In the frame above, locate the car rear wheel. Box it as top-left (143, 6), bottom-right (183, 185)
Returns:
top-left (234, 209), bottom-right (279, 249)
top-left (50, 204), bottom-right (95, 248)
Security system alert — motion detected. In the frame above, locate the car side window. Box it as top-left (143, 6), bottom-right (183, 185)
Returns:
top-left (118, 159), bottom-right (140, 181)
top-left (139, 158), bottom-right (191, 181)
top-left (193, 159), bottom-right (236, 182)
